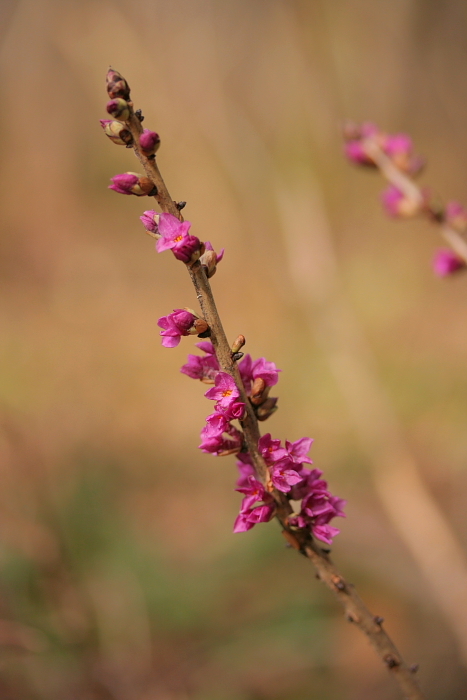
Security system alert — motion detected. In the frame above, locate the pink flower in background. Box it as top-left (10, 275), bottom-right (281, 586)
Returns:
top-left (157, 309), bottom-right (198, 348)
top-left (204, 372), bottom-right (240, 408)
top-left (383, 133), bottom-right (412, 157)
top-left (433, 249), bottom-right (466, 277)
top-left (446, 201), bottom-right (467, 233)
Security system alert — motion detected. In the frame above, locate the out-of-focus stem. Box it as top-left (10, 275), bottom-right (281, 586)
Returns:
top-left (363, 139), bottom-right (467, 264)
top-left (118, 92), bottom-right (426, 700)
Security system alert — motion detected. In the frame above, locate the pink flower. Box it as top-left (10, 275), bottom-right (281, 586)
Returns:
top-left (216, 401), bottom-right (246, 421)
top-left (236, 476), bottom-right (271, 510)
top-left (258, 433), bottom-right (287, 464)
top-left (204, 372), bottom-right (240, 408)
top-left (156, 213), bottom-right (201, 263)
top-left (286, 437), bottom-right (313, 465)
top-left (233, 504), bottom-right (276, 533)
top-left (199, 422), bottom-right (243, 456)
top-left (380, 185), bottom-right (424, 218)
top-left (270, 459), bottom-right (302, 493)
top-left (446, 201), bottom-right (467, 233)
top-left (252, 358), bottom-right (280, 387)
top-left (180, 342), bottom-right (219, 382)
top-left (433, 249), bottom-right (466, 277)
top-left (157, 309), bottom-right (198, 348)
top-left (235, 453), bottom-right (256, 488)
top-left (140, 210), bottom-right (160, 235)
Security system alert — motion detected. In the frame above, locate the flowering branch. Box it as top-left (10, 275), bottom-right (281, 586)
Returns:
top-left (344, 122), bottom-right (467, 274)
top-left (101, 70), bottom-right (426, 700)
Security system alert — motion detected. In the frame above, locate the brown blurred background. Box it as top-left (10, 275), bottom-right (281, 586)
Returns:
top-left (1, 0), bottom-right (467, 698)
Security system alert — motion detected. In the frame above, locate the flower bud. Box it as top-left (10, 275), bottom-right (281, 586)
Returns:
top-left (106, 98), bottom-right (130, 121)
top-left (433, 249), bottom-right (466, 277)
top-left (106, 69), bottom-right (131, 100)
top-left (100, 119), bottom-right (133, 146)
top-left (380, 185), bottom-right (425, 218)
top-left (250, 377), bottom-right (266, 405)
top-left (446, 202), bottom-right (467, 233)
top-left (109, 172), bottom-right (155, 196)
top-left (256, 397), bottom-right (278, 421)
top-left (193, 318), bottom-right (210, 336)
top-left (140, 210), bottom-right (160, 235)
top-left (139, 129), bottom-right (161, 156)
top-left (231, 335), bottom-right (246, 354)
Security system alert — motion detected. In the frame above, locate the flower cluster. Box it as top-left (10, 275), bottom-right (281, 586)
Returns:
top-left (344, 122), bottom-right (467, 277)
top-left (182, 343), bottom-right (345, 544)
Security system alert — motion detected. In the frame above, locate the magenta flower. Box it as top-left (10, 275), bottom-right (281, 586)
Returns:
top-left (216, 401), bottom-right (245, 421)
top-left (258, 433), bottom-right (287, 464)
top-left (270, 459), bottom-right (302, 493)
top-left (109, 172), bottom-right (153, 196)
top-left (204, 372), bottom-right (240, 408)
top-left (235, 453), bottom-right (256, 488)
top-left (139, 129), bottom-right (160, 155)
top-left (140, 210), bottom-right (160, 235)
top-left (233, 503), bottom-right (276, 533)
top-left (199, 422), bottom-right (242, 456)
top-left (204, 412), bottom-right (229, 437)
top-left (380, 185), bottom-right (424, 218)
top-left (236, 476), bottom-right (271, 510)
top-left (252, 358), bottom-right (280, 387)
top-left (238, 354), bottom-right (254, 388)
top-left (311, 523), bottom-right (341, 546)
top-left (433, 249), bottom-right (466, 277)
top-left (383, 133), bottom-right (412, 157)
top-left (180, 342), bottom-right (219, 382)
top-left (156, 213), bottom-right (201, 263)
top-left (446, 201), bottom-right (467, 233)
top-left (157, 309), bottom-right (199, 348)
top-left (286, 437), bottom-right (314, 465)
top-left (343, 122), bottom-right (379, 166)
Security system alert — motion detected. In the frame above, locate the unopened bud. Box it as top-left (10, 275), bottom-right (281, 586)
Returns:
top-left (106, 69), bottom-right (131, 100)
top-left (100, 119), bottom-right (133, 146)
top-left (109, 172), bottom-right (156, 196)
top-left (192, 318), bottom-right (210, 336)
top-left (199, 249), bottom-right (217, 278)
top-left (250, 378), bottom-right (266, 405)
top-left (231, 335), bottom-right (246, 354)
top-left (139, 129), bottom-right (161, 156)
top-left (232, 352), bottom-right (244, 362)
top-left (256, 397), bottom-right (278, 421)
top-left (106, 98), bottom-right (130, 121)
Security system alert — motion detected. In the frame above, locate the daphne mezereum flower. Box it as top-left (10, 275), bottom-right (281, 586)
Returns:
top-left (180, 342), bottom-right (220, 382)
top-left (446, 201), bottom-right (467, 233)
top-left (233, 503), bottom-right (276, 533)
top-left (433, 249), bottom-right (466, 277)
top-left (235, 475), bottom-right (271, 511)
top-left (204, 372), bottom-right (240, 409)
top-left (380, 184), bottom-right (425, 218)
top-left (258, 433), bottom-right (287, 464)
top-left (156, 213), bottom-right (201, 263)
top-left (270, 458), bottom-right (302, 493)
top-left (157, 309), bottom-right (199, 348)
top-left (285, 437), bottom-right (314, 465)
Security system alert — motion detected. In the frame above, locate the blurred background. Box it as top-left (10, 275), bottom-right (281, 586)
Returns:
top-left (1, 0), bottom-right (467, 698)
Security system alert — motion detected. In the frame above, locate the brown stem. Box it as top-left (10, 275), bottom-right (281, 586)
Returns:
top-left (114, 89), bottom-right (426, 700)
top-left (363, 138), bottom-right (467, 264)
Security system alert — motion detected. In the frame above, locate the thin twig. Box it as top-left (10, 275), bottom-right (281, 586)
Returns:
top-left (115, 87), bottom-right (427, 700)
top-left (363, 138), bottom-right (467, 264)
